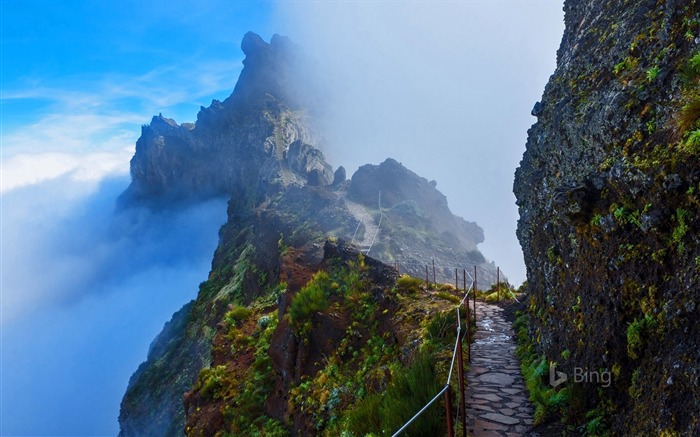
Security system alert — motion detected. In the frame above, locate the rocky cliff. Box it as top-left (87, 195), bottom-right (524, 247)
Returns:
top-left (515, 0), bottom-right (700, 434)
top-left (120, 32), bottom-right (329, 205)
top-left (119, 32), bottom-right (501, 436)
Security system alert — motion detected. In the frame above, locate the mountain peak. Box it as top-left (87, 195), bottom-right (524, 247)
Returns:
top-left (120, 33), bottom-right (327, 205)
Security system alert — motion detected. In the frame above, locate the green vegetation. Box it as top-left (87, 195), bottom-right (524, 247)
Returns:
top-left (626, 315), bottom-right (658, 360)
top-left (224, 313), bottom-right (280, 435)
top-left (671, 208), bottom-right (690, 252)
top-left (188, 299), bottom-right (285, 437)
top-left (197, 365), bottom-right (230, 400)
top-left (514, 312), bottom-right (610, 435)
top-left (288, 271), bottom-right (332, 336)
top-left (681, 50), bottom-right (700, 85)
top-left (396, 274), bottom-right (423, 294)
top-left (343, 352), bottom-right (445, 437)
top-left (646, 66), bottom-right (660, 82)
top-left (678, 51), bottom-right (700, 154)
top-left (279, 252), bottom-right (472, 436)
top-left (613, 56), bottom-right (638, 75)
top-left (477, 282), bottom-right (518, 303)
top-left (225, 305), bottom-right (253, 327)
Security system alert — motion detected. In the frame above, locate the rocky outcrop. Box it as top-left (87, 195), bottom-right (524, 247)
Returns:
top-left (515, 1), bottom-right (700, 434)
top-left (350, 158), bottom-right (484, 250)
top-left (121, 32), bottom-right (327, 205)
top-left (349, 158), bottom-right (498, 285)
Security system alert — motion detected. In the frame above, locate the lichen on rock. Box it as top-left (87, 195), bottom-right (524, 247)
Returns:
top-left (514, 1), bottom-right (700, 434)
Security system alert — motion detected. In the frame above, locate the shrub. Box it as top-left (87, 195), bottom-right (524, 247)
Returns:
top-left (436, 291), bottom-right (461, 304)
top-left (344, 352), bottom-right (445, 436)
top-left (225, 305), bottom-right (253, 327)
top-left (678, 99), bottom-right (700, 133)
top-left (626, 315), bottom-right (657, 360)
top-left (681, 51), bottom-right (700, 84)
top-left (484, 285), bottom-right (517, 303)
top-left (396, 274), bottom-right (423, 294)
top-left (646, 66), bottom-right (660, 82)
top-left (684, 129), bottom-right (700, 153)
top-left (425, 310), bottom-right (457, 343)
top-left (197, 365), bottom-right (229, 400)
top-left (289, 271), bottom-right (331, 335)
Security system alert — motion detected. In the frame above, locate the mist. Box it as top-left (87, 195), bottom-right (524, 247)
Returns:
top-left (1, 174), bottom-right (226, 435)
top-left (275, 1), bottom-right (565, 285)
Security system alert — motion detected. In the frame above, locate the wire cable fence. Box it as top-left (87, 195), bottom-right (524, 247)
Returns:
top-left (390, 268), bottom-right (476, 437)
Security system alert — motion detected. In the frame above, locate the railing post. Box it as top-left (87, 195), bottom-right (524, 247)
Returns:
top-left (426, 265), bottom-right (429, 288)
top-left (497, 267), bottom-right (500, 301)
top-left (473, 266), bottom-right (477, 329)
top-left (432, 259), bottom-right (436, 286)
top-left (463, 268), bottom-right (471, 362)
top-left (465, 296), bottom-right (471, 362)
top-left (455, 268), bottom-right (458, 291)
top-left (457, 324), bottom-right (467, 437)
top-left (463, 269), bottom-right (466, 294)
top-left (445, 388), bottom-right (454, 437)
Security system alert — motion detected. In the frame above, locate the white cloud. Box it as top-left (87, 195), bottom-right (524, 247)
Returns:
top-left (1, 148), bottom-right (133, 194)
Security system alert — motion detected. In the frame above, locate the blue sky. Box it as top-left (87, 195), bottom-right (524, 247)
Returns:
top-left (2, 0), bottom-right (275, 189)
top-left (1, 1), bottom-right (565, 435)
top-left (2, 2), bottom-right (272, 435)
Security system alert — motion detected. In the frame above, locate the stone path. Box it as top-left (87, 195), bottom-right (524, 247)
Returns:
top-left (465, 302), bottom-right (534, 437)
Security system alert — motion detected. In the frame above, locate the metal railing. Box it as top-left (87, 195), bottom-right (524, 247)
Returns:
top-left (390, 267), bottom-right (477, 437)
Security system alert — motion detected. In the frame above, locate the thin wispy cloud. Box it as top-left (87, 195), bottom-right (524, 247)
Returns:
top-left (1, 56), bottom-right (244, 194)
top-left (2, 57), bottom-right (243, 160)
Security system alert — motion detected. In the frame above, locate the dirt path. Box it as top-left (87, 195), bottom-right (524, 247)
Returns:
top-left (342, 195), bottom-right (380, 250)
top-left (466, 302), bottom-right (534, 437)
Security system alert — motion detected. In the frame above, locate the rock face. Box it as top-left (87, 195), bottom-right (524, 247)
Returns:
top-left (515, 1), bottom-right (700, 434)
top-left (119, 32), bottom-right (502, 437)
top-left (349, 158), bottom-right (498, 284)
top-left (350, 158), bottom-right (484, 250)
top-left (121, 32), bottom-right (327, 205)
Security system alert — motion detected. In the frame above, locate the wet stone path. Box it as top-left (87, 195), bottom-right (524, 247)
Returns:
top-left (466, 302), bottom-right (534, 437)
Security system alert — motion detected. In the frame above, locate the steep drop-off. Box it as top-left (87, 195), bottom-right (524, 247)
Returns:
top-left (119, 32), bottom-right (501, 436)
top-left (515, 0), bottom-right (700, 434)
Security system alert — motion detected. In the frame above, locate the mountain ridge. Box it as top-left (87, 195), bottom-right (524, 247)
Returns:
top-left (118, 32), bottom-right (505, 436)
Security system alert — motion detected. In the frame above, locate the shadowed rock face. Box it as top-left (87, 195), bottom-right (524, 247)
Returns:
top-left (515, 0), bottom-right (700, 434)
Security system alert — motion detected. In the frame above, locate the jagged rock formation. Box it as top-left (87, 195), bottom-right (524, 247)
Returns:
top-left (119, 32), bottom-right (502, 436)
top-left (121, 32), bottom-right (327, 205)
top-left (515, 1), bottom-right (700, 434)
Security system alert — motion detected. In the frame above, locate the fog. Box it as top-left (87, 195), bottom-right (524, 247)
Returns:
top-left (275, 1), bottom-right (565, 285)
top-left (1, 175), bottom-right (226, 435)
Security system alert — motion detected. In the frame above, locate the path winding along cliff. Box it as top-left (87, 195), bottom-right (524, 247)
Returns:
top-left (118, 32), bottom-right (501, 436)
top-left (515, 1), bottom-right (700, 434)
